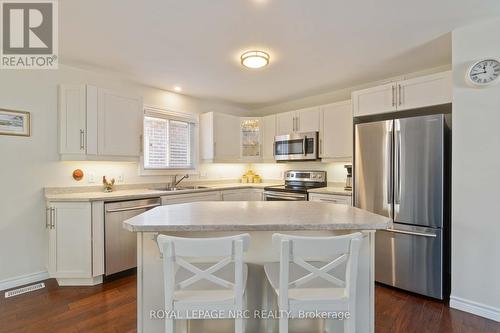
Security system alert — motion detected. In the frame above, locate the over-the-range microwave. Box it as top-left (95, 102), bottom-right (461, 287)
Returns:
top-left (274, 132), bottom-right (319, 161)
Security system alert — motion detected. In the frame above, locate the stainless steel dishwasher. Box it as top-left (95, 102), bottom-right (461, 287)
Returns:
top-left (104, 197), bottom-right (161, 275)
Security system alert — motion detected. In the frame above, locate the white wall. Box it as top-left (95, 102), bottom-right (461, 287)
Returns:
top-left (451, 18), bottom-right (500, 321)
top-left (0, 64), bottom-right (250, 284)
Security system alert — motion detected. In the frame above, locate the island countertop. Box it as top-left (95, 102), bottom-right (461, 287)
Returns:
top-left (123, 201), bottom-right (392, 232)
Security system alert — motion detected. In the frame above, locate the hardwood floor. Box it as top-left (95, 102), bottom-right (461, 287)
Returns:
top-left (1, 275), bottom-right (499, 333)
top-left (375, 284), bottom-right (500, 333)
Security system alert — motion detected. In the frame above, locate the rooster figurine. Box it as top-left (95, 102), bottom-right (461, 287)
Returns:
top-left (102, 176), bottom-right (115, 193)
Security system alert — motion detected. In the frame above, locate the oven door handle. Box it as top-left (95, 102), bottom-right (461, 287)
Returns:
top-left (264, 192), bottom-right (307, 200)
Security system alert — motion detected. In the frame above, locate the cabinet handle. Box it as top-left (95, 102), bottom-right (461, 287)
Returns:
top-left (392, 85), bottom-right (396, 107)
top-left (398, 84), bottom-right (402, 106)
top-left (45, 207), bottom-right (51, 229)
top-left (213, 142), bottom-right (216, 157)
top-left (140, 135), bottom-right (143, 153)
top-left (273, 142), bottom-right (275, 156)
top-left (80, 129), bottom-right (85, 150)
top-left (51, 207), bottom-right (56, 229)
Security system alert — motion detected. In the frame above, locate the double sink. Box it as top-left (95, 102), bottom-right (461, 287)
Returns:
top-left (163, 185), bottom-right (210, 192)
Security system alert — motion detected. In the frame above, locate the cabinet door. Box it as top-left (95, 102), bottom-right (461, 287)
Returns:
top-left (200, 112), bottom-right (215, 160)
top-left (276, 111), bottom-right (295, 135)
top-left (241, 117), bottom-right (262, 160)
top-left (221, 189), bottom-right (251, 201)
top-left (297, 107), bottom-right (320, 132)
top-left (98, 89), bottom-right (142, 157)
top-left (213, 113), bottom-right (241, 161)
top-left (59, 85), bottom-right (87, 155)
top-left (161, 191), bottom-right (221, 205)
top-left (262, 114), bottom-right (276, 162)
top-left (222, 189), bottom-right (263, 201)
top-left (352, 82), bottom-right (397, 117)
top-left (397, 71), bottom-right (452, 111)
top-left (320, 101), bottom-right (353, 160)
top-left (48, 202), bottom-right (92, 278)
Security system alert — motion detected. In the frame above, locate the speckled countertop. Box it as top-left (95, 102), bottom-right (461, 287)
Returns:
top-left (44, 182), bottom-right (282, 202)
top-left (123, 201), bottom-right (392, 232)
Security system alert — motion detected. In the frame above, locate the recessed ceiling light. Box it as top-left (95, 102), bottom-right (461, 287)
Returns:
top-left (174, 86), bottom-right (182, 92)
top-left (241, 50), bottom-right (270, 69)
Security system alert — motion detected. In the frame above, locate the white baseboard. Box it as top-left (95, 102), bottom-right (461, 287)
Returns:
top-left (0, 271), bottom-right (49, 292)
top-left (450, 295), bottom-right (500, 322)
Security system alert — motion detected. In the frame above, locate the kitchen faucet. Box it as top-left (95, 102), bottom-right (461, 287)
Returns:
top-left (171, 174), bottom-right (189, 188)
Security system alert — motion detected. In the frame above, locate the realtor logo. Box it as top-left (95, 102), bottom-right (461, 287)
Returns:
top-left (0, 0), bottom-right (58, 69)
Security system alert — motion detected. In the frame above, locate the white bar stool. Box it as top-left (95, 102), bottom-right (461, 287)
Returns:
top-left (264, 232), bottom-right (363, 333)
top-left (156, 233), bottom-right (251, 333)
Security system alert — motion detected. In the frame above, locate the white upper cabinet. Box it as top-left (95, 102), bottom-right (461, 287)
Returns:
top-left (276, 111), bottom-right (295, 135)
top-left (320, 101), bottom-right (353, 161)
top-left (262, 114), bottom-right (276, 162)
top-left (352, 71), bottom-right (452, 117)
top-left (296, 107), bottom-right (320, 132)
top-left (59, 85), bottom-right (92, 155)
top-left (97, 89), bottom-right (142, 157)
top-left (276, 107), bottom-right (320, 135)
top-left (58, 84), bottom-right (142, 160)
top-left (352, 82), bottom-right (397, 117)
top-left (200, 112), bottom-right (241, 162)
top-left (240, 117), bottom-right (262, 161)
top-left (397, 71), bottom-right (452, 111)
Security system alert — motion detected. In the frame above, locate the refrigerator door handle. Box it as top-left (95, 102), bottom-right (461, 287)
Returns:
top-left (386, 128), bottom-right (393, 206)
top-left (394, 121), bottom-right (402, 205)
top-left (385, 228), bottom-right (437, 238)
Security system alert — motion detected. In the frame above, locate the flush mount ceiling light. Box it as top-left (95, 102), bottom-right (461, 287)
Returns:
top-left (240, 50), bottom-right (270, 69)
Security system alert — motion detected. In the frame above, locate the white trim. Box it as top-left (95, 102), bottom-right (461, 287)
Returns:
top-left (0, 270), bottom-right (49, 291)
top-left (450, 295), bottom-right (500, 322)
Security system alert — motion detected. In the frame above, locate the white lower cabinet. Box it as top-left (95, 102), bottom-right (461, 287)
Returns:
top-left (309, 193), bottom-right (352, 205)
top-left (46, 202), bottom-right (100, 285)
top-left (221, 188), bottom-right (263, 201)
top-left (161, 191), bottom-right (221, 205)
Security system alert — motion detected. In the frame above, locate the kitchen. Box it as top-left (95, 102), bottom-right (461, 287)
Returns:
top-left (1, 1), bottom-right (500, 333)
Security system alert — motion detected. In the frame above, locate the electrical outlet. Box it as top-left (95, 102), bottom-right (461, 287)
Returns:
top-left (117, 174), bottom-right (124, 183)
top-left (88, 172), bottom-right (96, 184)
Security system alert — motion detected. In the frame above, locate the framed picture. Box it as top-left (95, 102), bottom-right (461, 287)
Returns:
top-left (0, 109), bottom-right (31, 137)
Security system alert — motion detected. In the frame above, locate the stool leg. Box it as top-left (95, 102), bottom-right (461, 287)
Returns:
top-left (279, 318), bottom-right (288, 333)
top-left (166, 318), bottom-right (174, 333)
top-left (235, 318), bottom-right (244, 333)
top-left (344, 317), bottom-right (355, 333)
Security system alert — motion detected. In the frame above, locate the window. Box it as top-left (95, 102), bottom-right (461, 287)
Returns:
top-left (143, 108), bottom-right (196, 170)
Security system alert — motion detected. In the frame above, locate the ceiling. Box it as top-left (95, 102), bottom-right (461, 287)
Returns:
top-left (60, 0), bottom-right (500, 108)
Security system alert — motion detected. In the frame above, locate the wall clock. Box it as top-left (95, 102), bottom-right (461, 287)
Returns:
top-left (466, 58), bottom-right (500, 87)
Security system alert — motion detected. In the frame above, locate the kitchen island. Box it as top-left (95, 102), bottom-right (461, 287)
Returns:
top-left (124, 201), bottom-right (391, 333)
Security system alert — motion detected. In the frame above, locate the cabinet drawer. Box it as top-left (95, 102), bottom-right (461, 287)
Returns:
top-left (309, 193), bottom-right (352, 205)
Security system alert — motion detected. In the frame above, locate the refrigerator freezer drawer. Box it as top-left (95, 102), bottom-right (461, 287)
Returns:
top-left (375, 223), bottom-right (443, 299)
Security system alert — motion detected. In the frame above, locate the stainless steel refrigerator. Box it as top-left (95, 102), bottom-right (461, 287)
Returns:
top-left (354, 113), bottom-right (451, 299)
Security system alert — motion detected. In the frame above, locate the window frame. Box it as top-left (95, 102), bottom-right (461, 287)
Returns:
top-left (139, 106), bottom-right (198, 176)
